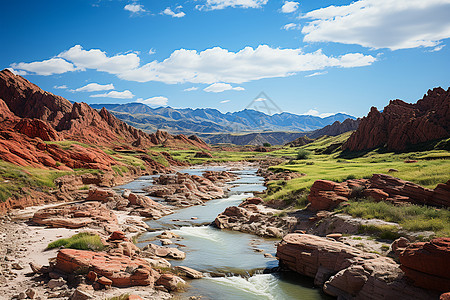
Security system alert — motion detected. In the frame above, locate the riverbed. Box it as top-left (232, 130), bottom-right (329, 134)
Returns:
top-left (116, 166), bottom-right (328, 299)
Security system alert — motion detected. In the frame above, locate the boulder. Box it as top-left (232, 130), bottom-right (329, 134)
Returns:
top-left (32, 202), bottom-right (119, 232)
top-left (399, 238), bottom-right (450, 292)
top-left (156, 274), bottom-right (185, 291)
top-left (277, 234), bottom-right (437, 299)
top-left (142, 243), bottom-right (186, 260)
top-left (56, 249), bottom-right (158, 287)
top-left (194, 151), bottom-right (213, 158)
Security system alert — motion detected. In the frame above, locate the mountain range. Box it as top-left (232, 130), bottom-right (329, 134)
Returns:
top-left (90, 103), bottom-right (355, 134)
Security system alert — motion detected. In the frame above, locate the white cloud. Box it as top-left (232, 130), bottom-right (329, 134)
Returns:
top-left (163, 7), bottom-right (186, 18)
top-left (305, 71), bottom-right (328, 77)
top-left (10, 58), bottom-right (76, 76)
top-left (302, 109), bottom-right (346, 118)
top-left (74, 83), bottom-right (115, 92)
top-left (184, 86), bottom-right (198, 91)
top-left (148, 48), bottom-right (156, 55)
top-left (254, 98), bottom-right (266, 102)
top-left (281, 1), bottom-right (299, 13)
top-left (12, 45), bottom-right (376, 84)
top-left (118, 45), bottom-right (376, 84)
top-left (136, 96), bottom-right (168, 106)
top-left (204, 83), bottom-right (245, 93)
top-left (428, 45), bottom-right (446, 52)
top-left (58, 45), bottom-right (140, 74)
top-left (302, 0), bottom-right (450, 50)
top-left (124, 3), bottom-right (146, 13)
top-left (90, 90), bottom-right (134, 99)
top-left (53, 85), bottom-right (67, 89)
top-left (197, 0), bottom-right (268, 10)
top-left (220, 100), bottom-right (230, 103)
top-left (6, 68), bottom-right (27, 76)
top-left (283, 23), bottom-right (300, 30)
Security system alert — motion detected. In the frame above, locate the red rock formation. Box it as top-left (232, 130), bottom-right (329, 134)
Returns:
top-left (344, 87), bottom-right (450, 151)
top-left (32, 202), bottom-right (119, 232)
top-left (0, 68), bottom-right (209, 149)
top-left (14, 118), bottom-right (61, 141)
top-left (277, 233), bottom-right (438, 299)
top-left (307, 180), bottom-right (350, 211)
top-left (399, 238), bottom-right (450, 292)
top-left (55, 249), bottom-right (158, 287)
top-left (307, 174), bottom-right (450, 210)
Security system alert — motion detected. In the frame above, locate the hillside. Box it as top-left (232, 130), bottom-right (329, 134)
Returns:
top-left (90, 103), bottom-right (355, 134)
top-left (344, 87), bottom-right (450, 151)
top-left (0, 69), bottom-right (209, 171)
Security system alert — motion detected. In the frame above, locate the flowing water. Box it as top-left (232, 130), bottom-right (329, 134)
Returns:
top-left (116, 166), bottom-right (328, 299)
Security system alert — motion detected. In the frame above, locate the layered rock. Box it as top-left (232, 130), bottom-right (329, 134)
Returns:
top-left (32, 202), bottom-right (119, 232)
top-left (344, 87), bottom-right (450, 151)
top-left (307, 179), bottom-right (351, 211)
top-left (214, 197), bottom-right (297, 238)
top-left (0, 69), bottom-right (209, 150)
top-left (145, 172), bottom-right (232, 206)
top-left (307, 174), bottom-right (450, 211)
top-left (55, 249), bottom-right (159, 287)
top-left (277, 233), bottom-right (437, 299)
top-left (399, 238), bottom-right (450, 292)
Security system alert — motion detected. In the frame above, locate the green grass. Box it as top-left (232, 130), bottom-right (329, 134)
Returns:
top-left (263, 134), bottom-right (449, 202)
top-left (45, 140), bottom-right (94, 150)
top-left (338, 199), bottom-right (450, 237)
top-left (296, 149), bottom-right (311, 160)
top-left (0, 161), bottom-right (75, 202)
top-left (161, 148), bottom-right (269, 164)
top-left (47, 232), bottom-right (105, 251)
top-left (358, 224), bottom-right (401, 240)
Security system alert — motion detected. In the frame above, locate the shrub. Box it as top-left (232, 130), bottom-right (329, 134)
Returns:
top-left (263, 143), bottom-right (272, 147)
top-left (47, 232), bottom-right (104, 251)
top-left (296, 149), bottom-right (311, 160)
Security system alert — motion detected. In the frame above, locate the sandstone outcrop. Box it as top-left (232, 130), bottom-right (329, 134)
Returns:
top-left (214, 198), bottom-right (297, 238)
top-left (145, 172), bottom-right (231, 206)
top-left (257, 169), bottom-right (304, 182)
top-left (0, 69), bottom-right (209, 150)
top-left (32, 202), bottom-right (119, 232)
top-left (307, 174), bottom-right (450, 211)
top-left (277, 233), bottom-right (438, 299)
top-left (399, 238), bottom-right (450, 292)
top-left (194, 151), bottom-right (213, 158)
top-left (55, 249), bottom-right (159, 287)
top-left (307, 179), bottom-right (351, 211)
top-left (344, 87), bottom-right (450, 151)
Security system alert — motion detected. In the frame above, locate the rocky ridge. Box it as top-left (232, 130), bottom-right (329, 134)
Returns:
top-left (344, 87), bottom-right (450, 151)
top-left (307, 173), bottom-right (450, 211)
top-left (276, 233), bottom-right (440, 299)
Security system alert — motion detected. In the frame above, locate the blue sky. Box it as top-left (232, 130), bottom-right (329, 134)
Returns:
top-left (1, 0), bottom-right (449, 117)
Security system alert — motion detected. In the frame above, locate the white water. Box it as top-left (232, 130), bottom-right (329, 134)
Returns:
top-left (120, 166), bottom-right (327, 299)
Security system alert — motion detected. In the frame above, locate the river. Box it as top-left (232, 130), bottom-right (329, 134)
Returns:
top-left (116, 166), bottom-right (328, 299)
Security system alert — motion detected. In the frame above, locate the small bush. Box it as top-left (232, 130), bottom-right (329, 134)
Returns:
top-left (358, 224), bottom-right (400, 240)
top-left (47, 232), bottom-right (104, 251)
top-left (263, 143), bottom-right (272, 147)
top-left (296, 149), bottom-right (311, 160)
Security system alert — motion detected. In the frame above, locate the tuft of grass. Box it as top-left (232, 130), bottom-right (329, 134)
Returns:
top-left (296, 149), bottom-right (311, 160)
top-left (339, 199), bottom-right (450, 237)
top-left (358, 224), bottom-right (401, 240)
top-left (107, 294), bottom-right (130, 300)
top-left (47, 232), bottom-right (105, 251)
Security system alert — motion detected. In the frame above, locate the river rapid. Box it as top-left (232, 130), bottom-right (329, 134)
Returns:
top-left (116, 165), bottom-right (328, 300)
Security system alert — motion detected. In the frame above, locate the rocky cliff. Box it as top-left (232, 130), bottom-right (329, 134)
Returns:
top-left (344, 87), bottom-right (450, 151)
top-left (0, 69), bottom-right (209, 149)
top-left (0, 69), bottom-right (209, 171)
